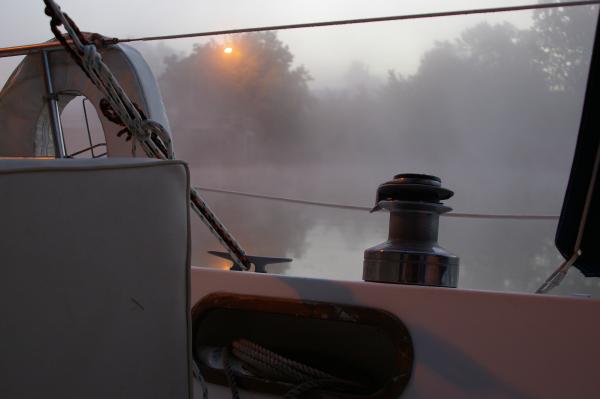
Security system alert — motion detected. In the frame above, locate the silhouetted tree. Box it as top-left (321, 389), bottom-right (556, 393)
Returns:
top-left (532, 1), bottom-right (598, 93)
top-left (160, 32), bottom-right (312, 163)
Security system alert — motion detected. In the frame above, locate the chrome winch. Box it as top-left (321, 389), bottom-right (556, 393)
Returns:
top-left (363, 174), bottom-right (459, 287)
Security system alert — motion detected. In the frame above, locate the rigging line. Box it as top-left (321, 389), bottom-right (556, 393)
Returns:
top-left (117, 1), bottom-right (600, 44)
top-left (195, 186), bottom-right (559, 220)
top-left (1, 1), bottom-right (598, 58)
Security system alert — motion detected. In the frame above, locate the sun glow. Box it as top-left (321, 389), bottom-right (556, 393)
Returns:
top-left (223, 47), bottom-right (233, 54)
top-left (214, 259), bottom-right (232, 270)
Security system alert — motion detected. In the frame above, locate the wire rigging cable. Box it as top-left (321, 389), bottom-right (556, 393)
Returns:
top-left (2, 1), bottom-right (599, 58)
top-left (117, 1), bottom-right (600, 44)
top-left (195, 186), bottom-right (559, 220)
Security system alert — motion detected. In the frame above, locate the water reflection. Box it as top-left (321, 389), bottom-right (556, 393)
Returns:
top-left (188, 165), bottom-right (600, 298)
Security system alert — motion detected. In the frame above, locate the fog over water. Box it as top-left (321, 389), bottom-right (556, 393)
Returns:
top-left (2, 1), bottom-right (599, 296)
top-left (154, 4), bottom-right (598, 297)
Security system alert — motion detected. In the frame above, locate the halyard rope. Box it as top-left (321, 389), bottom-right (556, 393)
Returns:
top-left (43, 0), bottom-right (252, 271)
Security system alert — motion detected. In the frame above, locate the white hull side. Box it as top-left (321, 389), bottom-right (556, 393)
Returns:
top-left (191, 267), bottom-right (600, 399)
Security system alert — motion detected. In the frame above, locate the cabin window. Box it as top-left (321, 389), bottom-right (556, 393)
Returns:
top-left (172, 5), bottom-right (600, 297)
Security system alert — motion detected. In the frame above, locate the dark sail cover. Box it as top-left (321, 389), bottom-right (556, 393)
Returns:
top-left (555, 10), bottom-right (600, 277)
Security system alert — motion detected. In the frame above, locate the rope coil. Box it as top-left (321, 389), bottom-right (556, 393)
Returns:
top-left (225, 339), bottom-right (367, 398)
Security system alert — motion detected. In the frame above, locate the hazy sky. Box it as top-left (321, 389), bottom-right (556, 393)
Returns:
top-left (1, 1), bottom-right (538, 87)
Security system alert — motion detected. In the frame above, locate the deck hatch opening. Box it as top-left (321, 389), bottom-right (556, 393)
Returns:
top-left (192, 294), bottom-right (414, 398)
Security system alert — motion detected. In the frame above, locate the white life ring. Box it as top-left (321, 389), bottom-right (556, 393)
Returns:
top-left (0, 40), bottom-right (171, 157)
